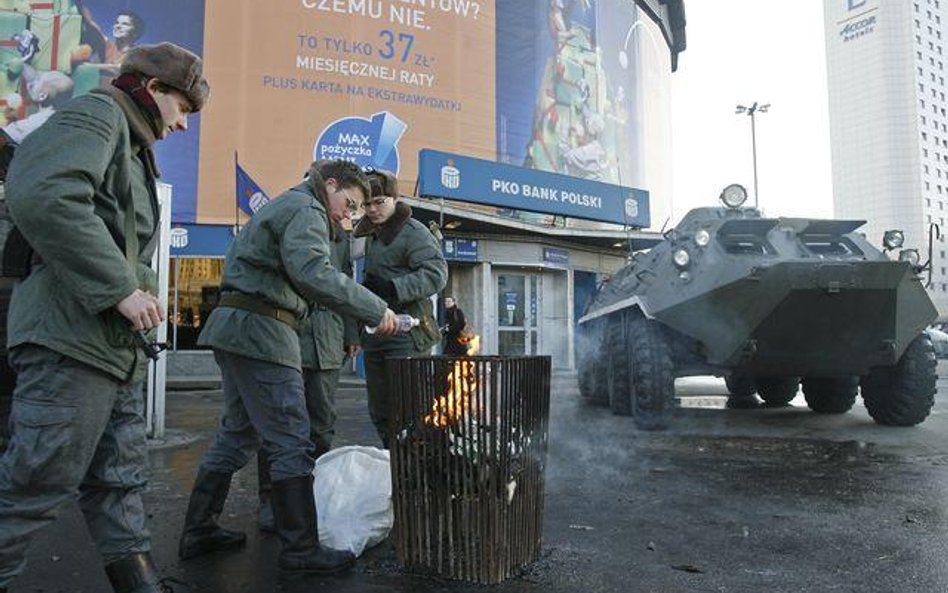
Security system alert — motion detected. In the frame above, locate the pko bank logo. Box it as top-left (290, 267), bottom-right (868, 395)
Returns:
top-left (170, 227), bottom-right (189, 249)
top-left (440, 160), bottom-right (460, 190)
top-left (314, 111), bottom-right (406, 173)
top-left (624, 194), bottom-right (638, 220)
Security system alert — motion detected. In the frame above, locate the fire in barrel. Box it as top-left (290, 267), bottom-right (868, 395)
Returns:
top-left (387, 352), bottom-right (551, 584)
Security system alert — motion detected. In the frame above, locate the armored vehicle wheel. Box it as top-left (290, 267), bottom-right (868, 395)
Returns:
top-left (606, 318), bottom-right (633, 416)
top-left (756, 377), bottom-right (799, 405)
top-left (608, 315), bottom-right (674, 429)
top-left (801, 377), bottom-right (858, 414)
top-left (578, 322), bottom-right (608, 406)
top-left (725, 375), bottom-right (756, 398)
top-left (861, 332), bottom-right (937, 426)
top-left (579, 360), bottom-right (608, 405)
top-left (724, 375), bottom-right (758, 408)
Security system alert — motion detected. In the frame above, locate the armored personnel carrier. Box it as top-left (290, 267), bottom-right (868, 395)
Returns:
top-left (577, 184), bottom-right (939, 430)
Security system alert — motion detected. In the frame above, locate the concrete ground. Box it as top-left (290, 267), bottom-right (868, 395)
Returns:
top-left (10, 364), bottom-right (948, 592)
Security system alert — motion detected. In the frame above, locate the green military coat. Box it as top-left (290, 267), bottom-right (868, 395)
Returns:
top-left (199, 182), bottom-right (387, 370)
top-left (5, 92), bottom-right (160, 382)
top-left (355, 202), bottom-right (447, 353)
top-left (299, 224), bottom-right (358, 370)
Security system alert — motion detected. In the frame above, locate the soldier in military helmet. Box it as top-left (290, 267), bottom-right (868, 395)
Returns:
top-left (0, 42), bottom-right (209, 593)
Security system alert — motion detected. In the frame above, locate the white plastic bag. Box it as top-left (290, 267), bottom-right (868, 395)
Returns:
top-left (312, 445), bottom-right (393, 556)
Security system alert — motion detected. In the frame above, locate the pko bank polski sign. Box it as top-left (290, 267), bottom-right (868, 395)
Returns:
top-left (418, 149), bottom-right (650, 227)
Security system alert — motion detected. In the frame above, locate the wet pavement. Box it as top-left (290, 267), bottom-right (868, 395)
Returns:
top-left (11, 365), bottom-right (948, 592)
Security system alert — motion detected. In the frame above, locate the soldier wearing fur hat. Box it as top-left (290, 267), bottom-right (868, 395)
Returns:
top-left (356, 168), bottom-right (448, 446)
top-left (0, 42), bottom-right (208, 593)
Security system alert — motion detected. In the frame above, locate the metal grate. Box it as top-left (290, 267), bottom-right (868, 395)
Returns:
top-left (387, 355), bottom-right (551, 584)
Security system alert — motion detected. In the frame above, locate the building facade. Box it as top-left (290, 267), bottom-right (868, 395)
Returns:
top-left (824, 0), bottom-right (948, 315)
top-left (161, 0), bottom-right (687, 370)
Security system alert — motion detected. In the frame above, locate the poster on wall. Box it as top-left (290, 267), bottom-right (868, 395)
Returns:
top-left (0, 1), bottom-right (670, 227)
top-left (196, 0), bottom-right (496, 225)
top-left (0, 0), bottom-right (205, 220)
top-left (496, 0), bottom-right (656, 208)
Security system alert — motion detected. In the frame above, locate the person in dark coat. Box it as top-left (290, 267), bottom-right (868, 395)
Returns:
top-left (441, 296), bottom-right (468, 356)
top-left (355, 169), bottom-right (448, 447)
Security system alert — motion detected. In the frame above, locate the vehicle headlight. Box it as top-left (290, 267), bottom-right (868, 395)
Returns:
top-left (883, 230), bottom-right (905, 250)
top-left (694, 228), bottom-right (711, 247)
top-left (899, 249), bottom-right (920, 266)
top-left (719, 183), bottom-right (748, 209)
top-left (673, 248), bottom-right (691, 269)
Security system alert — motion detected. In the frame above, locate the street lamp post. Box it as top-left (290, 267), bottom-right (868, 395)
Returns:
top-left (735, 102), bottom-right (770, 209)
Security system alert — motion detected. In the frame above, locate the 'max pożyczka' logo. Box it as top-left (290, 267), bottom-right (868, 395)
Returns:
top-left (314, 111), bottom-right (407, 173)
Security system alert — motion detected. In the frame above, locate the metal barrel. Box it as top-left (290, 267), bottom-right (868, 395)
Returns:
top-left (387, 355), bottom-right (551, 584)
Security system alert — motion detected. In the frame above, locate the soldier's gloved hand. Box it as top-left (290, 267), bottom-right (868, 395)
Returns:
top-left (363, 274), bottom-right (398, 305)
top-left (116, 289), bottom-right (165, 330)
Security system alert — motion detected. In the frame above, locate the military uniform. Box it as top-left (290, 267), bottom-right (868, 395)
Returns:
top-left (355, 201), bottom-right (447, 445)
top-left (0, 90), bottom-right (160, 585)
top-left (298, 224), bottom-right (358, 457)
top-left (196, 182), bottom-right (386, 481)
top-left (181, 175), bottom-right (384, 576)
top-left (255, 222), bottom-right (356, 526)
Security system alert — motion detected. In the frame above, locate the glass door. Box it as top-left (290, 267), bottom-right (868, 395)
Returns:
top-left (497, 273), bottom-right (539, 355)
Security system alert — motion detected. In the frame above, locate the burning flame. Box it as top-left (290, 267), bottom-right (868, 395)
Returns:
top-left (462, 334), bottom-right (480, 355)
top-left (424, 334), bottom-right (481, 427)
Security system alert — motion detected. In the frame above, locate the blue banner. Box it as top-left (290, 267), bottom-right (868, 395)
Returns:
top-left (442, 238), bottom-right (479, 262)
top-left (543, 247), bottom-right (570, 266)
top-left (170, 224), bottom-right (233, 257)
top-left (236, 160), bottom-right (270, 217)
top-left (418, 149), bottom-right (650, 227)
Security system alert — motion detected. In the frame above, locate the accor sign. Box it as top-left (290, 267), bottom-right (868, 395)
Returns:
top-left (839, 11), bottom-right (876, 43)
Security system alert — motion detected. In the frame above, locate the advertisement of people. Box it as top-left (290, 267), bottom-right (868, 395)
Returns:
top-left (0, 0), bottom-right (205, 216)
top-left (0, 0), bottom-right (673, 227)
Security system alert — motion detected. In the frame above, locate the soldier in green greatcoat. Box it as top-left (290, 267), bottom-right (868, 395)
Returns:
top-left (178, 160), bottom-right (399, 580)
top-left (256, 164), bottom-right (360, 532)
top-left (0, 43), bottom-right (209, 593)
top-left (356, 169), bottom-right (448, 446)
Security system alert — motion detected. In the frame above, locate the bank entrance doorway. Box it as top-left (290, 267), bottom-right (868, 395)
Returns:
top-left (496, 272), bottom-right (540, 356)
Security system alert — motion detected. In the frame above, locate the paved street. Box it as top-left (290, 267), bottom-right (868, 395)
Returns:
top-left (10, 364), bottom-right (948, 592)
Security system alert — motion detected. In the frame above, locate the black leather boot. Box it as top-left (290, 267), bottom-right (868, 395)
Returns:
top-left (271, 475), bottom-right (355, 578)
top-left (104, 552), bottom-right (164, 593)
top-left (257, 451), bottom-right (275, 533)
top-left (178, 467), bottom-right (246, 560)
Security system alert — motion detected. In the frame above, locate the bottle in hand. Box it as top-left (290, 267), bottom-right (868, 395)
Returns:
top-left (365, 314), bottom-right (419, 334)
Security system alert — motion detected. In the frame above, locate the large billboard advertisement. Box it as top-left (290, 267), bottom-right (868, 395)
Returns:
top-left (0, 0), bottom-right (205, 219)
top-left (197, 0), bottom-right (496, 224)
top-left (0, 0), bottom-right (673, 228)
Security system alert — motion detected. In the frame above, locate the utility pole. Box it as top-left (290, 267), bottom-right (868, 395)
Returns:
top-left (735, 102), bottom-right (770, 209)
